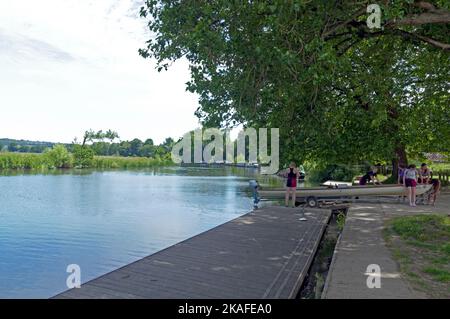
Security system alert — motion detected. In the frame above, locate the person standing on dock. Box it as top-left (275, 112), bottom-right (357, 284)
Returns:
top-left (285, 162), bottom-right (299, 208)
top-left (403, 164), bottom-right (419, 207)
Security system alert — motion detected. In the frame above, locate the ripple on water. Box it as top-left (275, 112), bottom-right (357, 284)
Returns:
top-left (0, 168), bottom-right (272, 298)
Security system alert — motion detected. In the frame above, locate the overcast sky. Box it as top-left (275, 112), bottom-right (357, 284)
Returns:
top-left (0, 0), bottom-right (201, 144)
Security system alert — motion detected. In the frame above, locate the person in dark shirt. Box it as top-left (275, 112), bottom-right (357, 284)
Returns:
top-left (285, 162), bottom-right (299, 208)
top-left (359, 168), bottom-right (380, 185)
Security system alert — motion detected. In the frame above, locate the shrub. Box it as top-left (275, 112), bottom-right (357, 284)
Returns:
top-left (73, 145), bottom-right (95, 168)
top-left (44, 144), bottom-right (73, 168)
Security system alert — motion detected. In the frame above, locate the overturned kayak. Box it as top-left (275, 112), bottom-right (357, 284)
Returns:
top-left (258, 184), bottom-right (432, 199)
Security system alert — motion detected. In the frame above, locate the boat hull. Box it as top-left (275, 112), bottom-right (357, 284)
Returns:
top-left (258, 184), bottom-right (432, 199)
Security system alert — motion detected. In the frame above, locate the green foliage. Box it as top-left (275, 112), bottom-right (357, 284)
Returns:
top-left (129, 138), bottom-right (144, 156)
top-left (382, 175), bottom-right (398, 185)
top-left (43, 144), bottom-right (73, 169)
top-left (81, 129), bottom-right (119, 146)
top-left (336, 212), bottom-right (346, 232)
top-left (72, 128), bottom-right (175, 166)
top-left (385, 214), bottom-right (450, 296)
top-left (0, 128), bottom-right (176, 170)
top-left (89, 137), bottom-right (171, 158)
top-left (7, 142), bottom-right (19, 152)
top-left (391, 214), bottom-right (450, 242)
top-left (422, 267), bottom-right (450, 282)
top-left (0, 153), bottom-right (47, 169)
top-left (308, 164), bottom-right (360, 183)
top-left (140, 0), bottom-right (450, 168)
top-left (139, 144), bottom-right (155, 157)
top-left (0, 139), bottom-right (56, 153)
top-left (72, 145), bottom-right (95, 168)
top-left (430, 163), bottom-right (450, 171)
top-left (0, 152), bottom-right (173, 170)
top-left (92, 154), bottom-right (173, 169)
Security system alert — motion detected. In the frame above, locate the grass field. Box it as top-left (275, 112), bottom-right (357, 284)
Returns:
top-left (384, 214), bottom-right (450, 298)
top-left (429, 163), bottom-right (450, 172)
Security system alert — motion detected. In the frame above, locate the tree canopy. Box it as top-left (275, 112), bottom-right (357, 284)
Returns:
top-left (140, 0), bottom-right (450, 173)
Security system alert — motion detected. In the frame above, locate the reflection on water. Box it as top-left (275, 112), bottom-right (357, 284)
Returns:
top-left (0, 167), bottom-right (281, 298)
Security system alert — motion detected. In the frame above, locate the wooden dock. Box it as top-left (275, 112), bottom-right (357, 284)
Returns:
top-left (54, 206), bottom-right (332, 299)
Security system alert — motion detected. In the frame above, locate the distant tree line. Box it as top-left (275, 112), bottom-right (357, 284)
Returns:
top-left (0, 135), bottom-right (175, 158)
top-left (89, 137), bottom-right (175, 157)
top-left (0, 139), bottom-right (53, 153)
top-left (0, 131), bottom-right (176, 170)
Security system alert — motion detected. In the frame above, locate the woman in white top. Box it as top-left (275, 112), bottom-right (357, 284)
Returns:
top-left (403, 164), bottom-right (418, 207)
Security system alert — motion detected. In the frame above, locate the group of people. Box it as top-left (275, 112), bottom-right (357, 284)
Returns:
top-left (398, 163), bottom-right (441, 206)
top-left (282, 162), bottom-right (441, 208)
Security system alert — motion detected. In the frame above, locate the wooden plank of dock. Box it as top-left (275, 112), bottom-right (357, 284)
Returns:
top-left (54, 206), bottom-right (332, 299)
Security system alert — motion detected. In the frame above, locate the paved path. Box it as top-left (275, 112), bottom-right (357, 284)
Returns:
top-left (323, 192), bottom-right (450, 299)
top-left (55, 206), bottom-right (332, 299)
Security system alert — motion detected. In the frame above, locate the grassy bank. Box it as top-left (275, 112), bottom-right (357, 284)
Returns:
top-left (92, 155), bottom-right (173, 169)
top-left (0, 152), bottom-right (173, 170)
top-left (426, 163), bottom-right (450, 171)
top-left (384, 214), bottom-right (450, 298)
top-left (0, 153), bottom-right (46, 169)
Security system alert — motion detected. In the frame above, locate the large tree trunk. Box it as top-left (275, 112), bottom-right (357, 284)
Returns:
top-left (392, 144), bottom-right (408, 180)
top-left (386, 103), bottom-right (408, 180)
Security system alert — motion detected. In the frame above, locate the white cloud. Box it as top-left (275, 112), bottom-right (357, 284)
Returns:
top-left (0, 0), bottom-right (200, 144)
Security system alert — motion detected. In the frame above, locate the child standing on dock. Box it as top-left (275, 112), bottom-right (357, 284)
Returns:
top-left (403, 164), bottom-right (418, 207)
top-left (285, 162), bottom-right (299, 208)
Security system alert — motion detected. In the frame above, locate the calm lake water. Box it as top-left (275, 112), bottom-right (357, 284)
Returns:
top-left (0, 167), bottom-right (280, 298)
